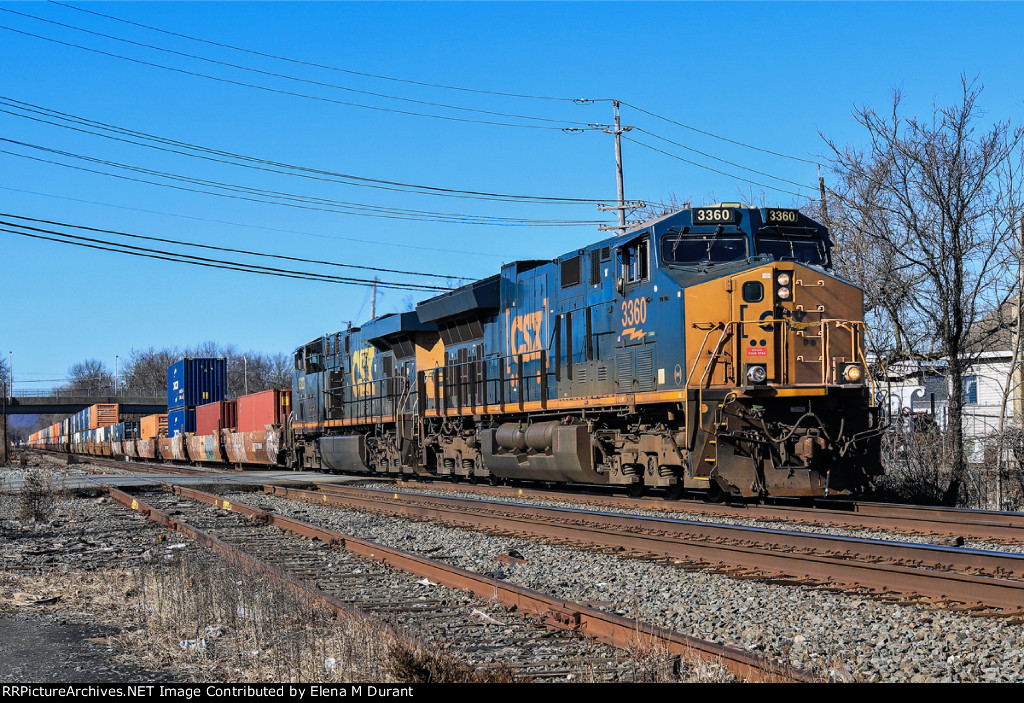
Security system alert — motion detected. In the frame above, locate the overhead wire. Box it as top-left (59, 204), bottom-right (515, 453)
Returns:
top-left (1, 7), bottom-right (599, 128)
top-left (0, 6), bottom-right (829, 219)
top-left (0, 219), bottom-right (451, 291)
top-left (618, 100), bottom-right (819, 165)
top-left (0, 212), bottom-right (461, 280)
top-left (0, 96), bottom-right (611, 205)
top-left (621, 135), bottom-right (813, 199)
top-left (0, 139), bottom-right (609, 226)
top-left (50, 1), bottom-right (594, 103)
top-left (47, 0), bottom-right (820, 183)
top-left (0, 23), bottom-right (593, 132)
top-left (0, 185), bottom-right (511, 259)
top-left (631, 127), bottom-right (816, 191)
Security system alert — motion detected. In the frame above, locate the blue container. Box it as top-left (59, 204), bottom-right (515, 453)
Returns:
top-left (112, 421), bottom-right (140, 441)
top-left (168, 358), bottom-right (226, 409)
top-left (168, 407), bottom-right (197, 437)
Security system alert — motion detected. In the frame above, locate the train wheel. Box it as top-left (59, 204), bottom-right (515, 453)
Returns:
top-left (705, 483), bottom-right (724, 503)
top-left (628, 481), bottom-right (645, 498)
top-left (665, 482), bottom-right (685, 501)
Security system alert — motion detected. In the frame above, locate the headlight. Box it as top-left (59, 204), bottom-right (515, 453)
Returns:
top-left (843, 365), bottom-right (863, 382)
top-left (777, 286), bottom-right (791, 300)
top-left (777, 273), bottom-right (791, 286)
top-left (746, 365), bottom-right (767, 384)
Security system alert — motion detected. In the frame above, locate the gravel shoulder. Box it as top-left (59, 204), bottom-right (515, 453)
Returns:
top-left (5, 457), bottom-right (1024, 683)
top-left (223, 486), bottom-right (1024, 683)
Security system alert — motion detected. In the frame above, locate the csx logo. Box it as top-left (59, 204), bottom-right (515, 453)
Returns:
top-left (509, 310), bottom-right (544, 355)
top-left (351, 347), bottom-right (375, 398)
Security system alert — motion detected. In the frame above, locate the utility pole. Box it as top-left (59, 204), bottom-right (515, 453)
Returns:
top-left (596, 101), bottom-right (643, 234)
top-left (371, 276), bottom-right (379, 319)
top-left (1015, 217), bottom-right (1024, 426)
top-left (818, 164), bottom-right (830, 230)
top-left (2, 379), bottom-right (7, 466)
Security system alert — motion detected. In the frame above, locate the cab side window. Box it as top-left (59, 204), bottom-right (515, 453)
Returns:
top-left (622, 237), bottom-right (649, 284)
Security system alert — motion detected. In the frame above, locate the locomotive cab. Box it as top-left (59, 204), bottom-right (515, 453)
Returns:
top-left (669, 205), bottom-right (882, 497)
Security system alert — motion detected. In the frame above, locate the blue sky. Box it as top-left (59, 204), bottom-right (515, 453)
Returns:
top-left (2, 1), bottom-right (1022, 392)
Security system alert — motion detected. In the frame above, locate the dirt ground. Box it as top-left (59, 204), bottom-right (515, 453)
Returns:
top-left (0, 611), bottom-right (176, 683)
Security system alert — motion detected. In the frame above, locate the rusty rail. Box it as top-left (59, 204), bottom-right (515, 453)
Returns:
top-left (161, 484), bottom-right (815, 682)
top-left (276, 484), bottom-right (1024, 612)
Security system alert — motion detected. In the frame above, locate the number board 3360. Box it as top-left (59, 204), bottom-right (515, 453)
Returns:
top-left (765, 208), bottom-right (799, 224)
top-left (693, 207), bottom-right (736, 224)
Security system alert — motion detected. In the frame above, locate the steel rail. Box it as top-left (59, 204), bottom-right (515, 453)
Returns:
top-left (273, 484), bottom-right (1024, 612)
top-left (397, 479), bottom-right (1024, 543)
top-left (161, 484), bottom-right (815, 682)
top-left (306, 484), bottom-right (1024, 579)
top-left (39, 450), bottom-right (1024, 543)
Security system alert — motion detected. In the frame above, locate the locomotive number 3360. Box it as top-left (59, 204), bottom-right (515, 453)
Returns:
top-left (621, 297), bottom-right (647, 327)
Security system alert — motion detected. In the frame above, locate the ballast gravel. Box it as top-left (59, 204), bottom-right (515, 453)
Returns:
top-left (223, 488), bottom-right (1024, 683)
top-left (354, 481), bottom-right (1024, 555)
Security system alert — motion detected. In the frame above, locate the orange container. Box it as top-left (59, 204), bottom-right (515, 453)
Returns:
top-left (140, 413), bottom-right (168, 439)
top-left (236, 390), bottom-right (291, 433)
top-left (90, 403), bottom-right (120, 428)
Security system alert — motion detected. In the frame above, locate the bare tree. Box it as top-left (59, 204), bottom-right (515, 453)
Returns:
top-left (60, 359), bottom-right (114, 395)
top-left (122, 347), bottom-right (181, 394)
top-left (823, 76), bottom-right (1024, 505)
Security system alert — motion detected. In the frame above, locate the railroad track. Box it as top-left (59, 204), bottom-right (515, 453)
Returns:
top-left (264, 483), bottom-right (1024, 615)
top-left (388, 479), bottom-right (1024, 544)
top-left (103, 483), bottom-right (811, 682)
top-left (29, 453), bottom-right (1024, 616)
top-left (35, 450), bottom-right (1024, 544)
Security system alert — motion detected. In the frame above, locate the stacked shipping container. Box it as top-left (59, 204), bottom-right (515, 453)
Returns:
top-left (167, 358), bottom-right (226, 437)
top-left (237, 389), bottom-right (291, 432)
top-left (196, 400), bottom-right (237, 435)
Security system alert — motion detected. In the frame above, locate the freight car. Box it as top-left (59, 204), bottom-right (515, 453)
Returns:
top-left (291, 204), bottom-right (884, 499)
top-left (28, 394), bottom-right (291, 469)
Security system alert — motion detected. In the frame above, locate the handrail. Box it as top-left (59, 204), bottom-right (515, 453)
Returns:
top-left (687, 317), bottom-right (869, 391)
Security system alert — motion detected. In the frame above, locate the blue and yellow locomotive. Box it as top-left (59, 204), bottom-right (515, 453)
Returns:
top-left (291, 204), bottom-right (883, 498)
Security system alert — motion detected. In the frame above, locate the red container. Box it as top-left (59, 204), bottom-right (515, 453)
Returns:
top-left (196, 400), bottom-right (237, 436)
top-left (236, 389), bottom-right (291, 433)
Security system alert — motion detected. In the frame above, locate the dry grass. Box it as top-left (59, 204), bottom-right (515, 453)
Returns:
top-left (121, 549), bottom-right (515, 682)
top-left (0, 555), bottom-right (740, 683)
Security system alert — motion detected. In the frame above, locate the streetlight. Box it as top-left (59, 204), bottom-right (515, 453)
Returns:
top-left (115, 354), bottom-right (119, 397)
top-left (243, 356), bottom-right (249, 395)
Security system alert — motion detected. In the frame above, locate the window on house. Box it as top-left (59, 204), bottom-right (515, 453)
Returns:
top-left (962, 376), bottom-right (978, 405)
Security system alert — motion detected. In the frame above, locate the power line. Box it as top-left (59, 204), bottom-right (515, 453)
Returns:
top-left (618, 100), bottom-right (819, 165)
top-left (631, 127), bottom-right (815, 191)
top-left (3, 7), bottom-right (600, 128)
top-left (0, 212), bottom-right (461, 280)
top-left (0, 220), bottom-right (449, 291)
top-left (46, 1), bottom-right (818, 185)
top-left (0, 95), bottom-right (611, 205)
top-left (34, 4), bottom-right (823, 198)
top-left (0, 23), bottom-right (593, 133)
top-left (51, 1), bottom-right (595, 103)
top-left (621, 135), bottom-right (813, 199)
top-left (0, 185), bottom-right (511, 259)
top-left (0, 139), bottom-right (609, 226)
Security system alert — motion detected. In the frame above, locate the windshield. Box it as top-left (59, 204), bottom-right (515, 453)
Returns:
top-left (661, 233), bottom-right (747, 265)
top-left (755, 235), bottom-right (828, 266)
